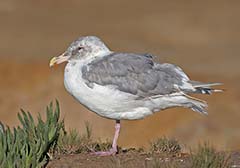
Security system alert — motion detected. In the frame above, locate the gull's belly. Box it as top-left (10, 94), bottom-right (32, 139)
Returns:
top-left (64, 63), bottom-right (153, 120)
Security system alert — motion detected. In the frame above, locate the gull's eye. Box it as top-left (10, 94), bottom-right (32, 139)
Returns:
top-left (77, 46), bottom-right (84, 51)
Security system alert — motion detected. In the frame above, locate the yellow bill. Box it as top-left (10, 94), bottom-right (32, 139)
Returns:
top-left (49, 53), bottom-right (70, 67)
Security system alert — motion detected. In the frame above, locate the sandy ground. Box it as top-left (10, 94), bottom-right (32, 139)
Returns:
top-left (0, 0), bottom-right (240, 153)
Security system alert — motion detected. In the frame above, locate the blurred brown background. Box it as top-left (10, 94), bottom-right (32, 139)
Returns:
top-left (0, 0), bottom-right (239, 151)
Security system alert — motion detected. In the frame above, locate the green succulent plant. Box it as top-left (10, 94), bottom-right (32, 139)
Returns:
top-left (0, 100), bottom-right (63, 168)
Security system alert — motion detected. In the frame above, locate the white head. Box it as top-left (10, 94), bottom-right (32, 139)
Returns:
top-left (49, 36), bottom-right (111, 67)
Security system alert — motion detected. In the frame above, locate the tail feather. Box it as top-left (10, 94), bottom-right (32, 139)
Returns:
top-left (189, 99), bottom-right (208, 115)
top-left (189, 81), bottom-right (223, 95)
top-left (178, 81), bottom-right (222, 115)
top-left (180, 93), bottom-right (208, 115)
top-left (189, 81), bottom-right (222, 87)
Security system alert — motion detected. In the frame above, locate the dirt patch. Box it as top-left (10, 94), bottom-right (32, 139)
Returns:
top-left (47, 151), bottom-right (187, 168)
top-left (47, 150), bottom-right (240, 168)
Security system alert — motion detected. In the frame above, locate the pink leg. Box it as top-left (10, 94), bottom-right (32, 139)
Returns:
top-left (93, 120), bottom-right (120, 156)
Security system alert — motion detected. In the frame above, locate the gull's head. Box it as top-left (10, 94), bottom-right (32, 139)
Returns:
top-left (49, 36), bottom-right (111, 67)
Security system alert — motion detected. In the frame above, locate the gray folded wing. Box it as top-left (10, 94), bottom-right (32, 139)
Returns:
top-left (82, 53), bottom-right (189, 98)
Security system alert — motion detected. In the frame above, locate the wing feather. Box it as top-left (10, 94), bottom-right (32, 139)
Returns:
top-left (82, 53), bottom-right (188, 98)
